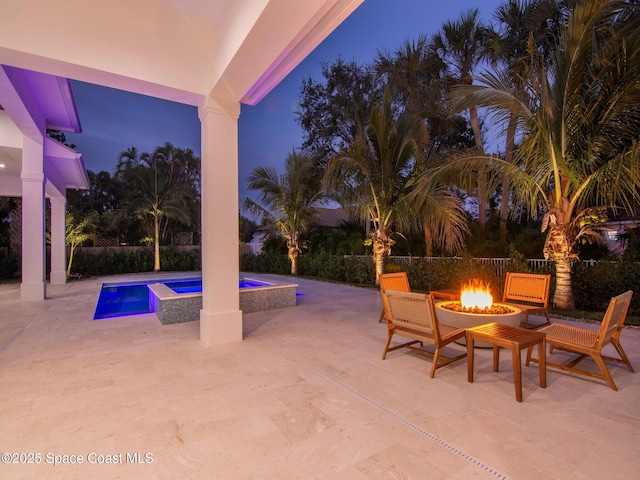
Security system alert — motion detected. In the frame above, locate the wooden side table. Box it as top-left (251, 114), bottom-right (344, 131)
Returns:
top-left (430, 289), bottom-right (459, 301)
top-left (466, 322), bottom-right (546, 402)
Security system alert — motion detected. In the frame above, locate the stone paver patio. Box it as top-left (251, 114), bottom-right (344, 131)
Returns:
top-left (1, 272), bottom-right (639, 479)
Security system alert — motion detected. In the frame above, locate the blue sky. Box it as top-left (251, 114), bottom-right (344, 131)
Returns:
top-left (65, 0), bottom-right (504, 202)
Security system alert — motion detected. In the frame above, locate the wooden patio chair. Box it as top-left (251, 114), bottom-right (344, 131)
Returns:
top-left (502, 272), bottom-right (551, 329)
top-left (379, 272), bottom-right (411, 323)
top-left (526, 290), bottom-right (634, 391)
top-left (382, 289), bottom-right (466, 378)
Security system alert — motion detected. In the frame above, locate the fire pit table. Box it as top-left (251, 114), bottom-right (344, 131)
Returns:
top-left (436, 301), bottom-right (522, 347)
top-left (433, 280), bottom-right (522, 346)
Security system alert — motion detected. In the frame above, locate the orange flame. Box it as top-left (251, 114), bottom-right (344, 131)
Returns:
top-left (460, 279), bottom-right (493, 310)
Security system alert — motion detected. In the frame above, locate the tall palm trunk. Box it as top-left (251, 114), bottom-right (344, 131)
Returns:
top-left (154, 214), bottom-right (160, 272)
top-left (469, 104), bottom-right (487, 229)
top-left (424, 226), bottom-right (433, 257)
top-left (66, 248), bottom-right (75, 278)
top-left (499, 112), bottom-right (518, 239)
top-left (373, 247), bottom-right (385, 285)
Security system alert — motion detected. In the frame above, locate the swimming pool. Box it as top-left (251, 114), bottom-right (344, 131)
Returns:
top-left (94, 276), bottom-right (298, 321)
top-left (94, 282), bottom-right (153, 319)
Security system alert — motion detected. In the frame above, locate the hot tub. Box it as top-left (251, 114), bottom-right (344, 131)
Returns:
top-left (148, 277), bottom-right (298, 325)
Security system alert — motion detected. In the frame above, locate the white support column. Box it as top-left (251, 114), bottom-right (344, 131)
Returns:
top-left (198, 96), bottom-right (242, 346)
top-left (20, 135), bottom-right (46, 301)
top-left (49, 195), bottom-right (67, 285)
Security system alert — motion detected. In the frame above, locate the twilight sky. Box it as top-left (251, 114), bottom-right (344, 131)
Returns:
top-left (65, 0), bottom-right (504, 202)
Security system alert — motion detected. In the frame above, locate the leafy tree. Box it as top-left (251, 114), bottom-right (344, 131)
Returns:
top-left (149, 142), bottom-right (201, 242)
top-left (239, 214), bottom-right (258, 243)
top-left (375, 35), bottom-right (474, 255)
top-left (67, 170), bottom-right (122, 216)
top-left (46, 129), bottom-right (76, 149)
top-left (242, 150), bottom-right (325, 275)
top-left (442, 0), bottom-right (640, 309)
top-left (296, 58), bottom-right (382, 163)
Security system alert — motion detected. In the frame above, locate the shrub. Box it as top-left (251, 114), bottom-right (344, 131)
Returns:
top-left (241, 252), bottom-right (375, 285)
top-left (572, 259), bottom-right (640, 315)
top-left (404, 256), bottom-right (500, 296)
top-left (0, 250), bottom-right (19, 280)
top-left (69, 247), bottom-right (201, 276)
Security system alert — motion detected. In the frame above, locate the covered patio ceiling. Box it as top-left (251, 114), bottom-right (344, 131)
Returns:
top-left (0, 0), bottom-right (364, 345)
top-left (0, 0), bottom-right (363, 108)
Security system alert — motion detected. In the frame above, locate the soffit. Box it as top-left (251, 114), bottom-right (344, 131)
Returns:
top-left (0, 0), bottom-right (363, 107)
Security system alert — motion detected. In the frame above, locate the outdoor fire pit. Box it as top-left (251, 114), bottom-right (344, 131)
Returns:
top-left (434, 280), bottom-right (521, 346)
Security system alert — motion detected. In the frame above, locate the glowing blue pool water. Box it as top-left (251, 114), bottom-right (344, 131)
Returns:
top-left (94, 277), bottom-right (297, 320)
top-left (94, 282), bottom-right (151, 320)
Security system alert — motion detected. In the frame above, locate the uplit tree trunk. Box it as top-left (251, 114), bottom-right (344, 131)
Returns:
top-left (154, 214), bottom-right (160, 272)
top-left (373, 247), bottom-right (385, 285)
top-left (373, 229), bottom-right (393, 285)
top-left (553, 257), bottom-right (575, 310)
top-left (543, 223), bottom-right (576, 310)
top-left (288, 247), bottom-right (298, 276)
top-left (287, 232), bottom-right (299, 275)
top-left (67, 247), bottom-right (76, 278)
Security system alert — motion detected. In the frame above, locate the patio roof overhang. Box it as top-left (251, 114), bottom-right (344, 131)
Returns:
top-left (0, 0), bottom-right (364, 107)
top-left (0, 65), bottom-right (89, 196)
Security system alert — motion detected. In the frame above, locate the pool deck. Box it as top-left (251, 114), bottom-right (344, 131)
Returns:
top-left (1, 272), bottom-right (640, 479)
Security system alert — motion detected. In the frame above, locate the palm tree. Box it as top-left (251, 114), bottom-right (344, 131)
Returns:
top-left (432, 8), bottom-right (492, 229)
top-left (116, 146), bottom-right (143, 170)
top-left (242, 150), bottom-right (324, 275)
top-left (324, 92), bottom-right (468, 283)
top-left (148, 142), bottom-right (201, 242)
top-left (64, 210), bottom-right (98, 277)
top-left (442, 0), bottom-right (640, 309)
top-left (116, 146), bottom-right (194, 271)
top-left (486, 0), bottom-right (533, 238)
top-left (376, 36), bottom-right (474, 256)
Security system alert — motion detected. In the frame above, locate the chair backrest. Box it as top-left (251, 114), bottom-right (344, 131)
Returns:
top-left (380, 272), bottom-right (410, 293)
top-left (380, 272), bottom-right (411, 327)
top-left (596, 290), bottom-right (633, 348)
top-left (384, 289), bottom-right (440, 340)
top-left (502, 272), bottom-right (551, 306)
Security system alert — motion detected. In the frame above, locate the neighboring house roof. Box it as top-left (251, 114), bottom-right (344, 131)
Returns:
top-left (313, 207), bottom-right (351, 228)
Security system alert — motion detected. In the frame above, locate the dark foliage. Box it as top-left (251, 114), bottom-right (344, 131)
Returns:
top-left (68, 247), bottom-right (201, 277)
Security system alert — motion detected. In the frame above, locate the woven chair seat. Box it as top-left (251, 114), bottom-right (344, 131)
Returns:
top-left (542, 323), bottom-right (597, 348)
top-left (394, 326), bottom-right (435, 342)
top-left (439, 323), bottom-right (464, 339)
top-left (527, 290), bottom-right (634, 391)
